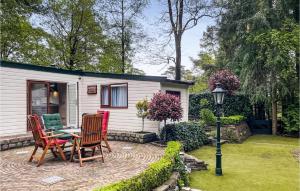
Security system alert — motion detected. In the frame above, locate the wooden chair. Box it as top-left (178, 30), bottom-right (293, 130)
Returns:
top-left (42, 113), bottom-right (73, 140)
top-left (97, 110), bottom-right (112, 152)
top-left (27, 115), bottom-right (67, 167)
top-left (70, 114), bottom-right (104, 167)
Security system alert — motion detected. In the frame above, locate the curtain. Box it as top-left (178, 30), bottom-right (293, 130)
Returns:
top-left (102, 86), bottom-right (109, 105)
top-left (111, 85), bottom-right (127, 107)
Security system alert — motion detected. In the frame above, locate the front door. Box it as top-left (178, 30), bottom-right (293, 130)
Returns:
top-left (27, 81), bottom-right (50, 130)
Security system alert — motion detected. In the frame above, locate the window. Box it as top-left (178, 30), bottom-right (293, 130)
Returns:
top-left (101, 83), bottom-right (128, 108)
top-left (166, 90), bottom-right (181, 100)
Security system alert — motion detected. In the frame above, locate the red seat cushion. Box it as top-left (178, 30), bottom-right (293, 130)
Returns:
top-left (97, 110), bottom-right (110, 135)
top-left (46, 139), bottom-right (68, 146)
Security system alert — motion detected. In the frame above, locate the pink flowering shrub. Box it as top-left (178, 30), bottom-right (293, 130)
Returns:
top-left (148, 92), bottom-right (183, 126)
top-left (208, 69), bottom-right (240, 95)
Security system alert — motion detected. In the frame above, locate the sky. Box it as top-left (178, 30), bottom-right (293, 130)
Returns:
top-left (134, 0), bottom-right (215, 76)
top-left (30, 0), bottom-right (215, 77)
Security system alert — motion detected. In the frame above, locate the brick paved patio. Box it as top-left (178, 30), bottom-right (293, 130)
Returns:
top-left (0, 141), bottom-right (164, 191)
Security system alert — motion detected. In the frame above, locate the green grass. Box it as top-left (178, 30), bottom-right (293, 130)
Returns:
top-left (189, 135), bottom-right (300, 191)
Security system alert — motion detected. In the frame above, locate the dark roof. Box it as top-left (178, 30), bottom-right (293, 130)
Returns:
top-left (0, 60), bottom-right (194, 85)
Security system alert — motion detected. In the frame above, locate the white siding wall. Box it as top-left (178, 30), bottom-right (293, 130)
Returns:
top-left (79, 76), bottom-right (161, 132)
top-left (0, 66), bottom-right (190, 137)
top-left (0, 67), bottom-right (78, 136)
top-left (161, 83), bottom-right (189, 122)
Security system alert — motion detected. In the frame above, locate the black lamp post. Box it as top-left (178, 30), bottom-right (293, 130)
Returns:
top-left (212, 82), bottom-right (226, 176)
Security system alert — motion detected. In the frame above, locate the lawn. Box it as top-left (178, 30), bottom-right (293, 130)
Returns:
top-left (189, 135), bottom-right (300, 191)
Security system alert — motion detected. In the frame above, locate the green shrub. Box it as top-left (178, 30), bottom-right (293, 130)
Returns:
top-left (200, 98), bottom-right (209, 107)
top-left (200, 108), bottom-right (216, 125)
top-left (95, 141), bottom-right (182, 191)
top-left (282, 104), bottom-right (300, 133)
top-left (220, 115), bottom-right (246, 125)
top-left (162, 122), bottom-right (208, 152)
top-left (189, 92), bottom-right (252, 120)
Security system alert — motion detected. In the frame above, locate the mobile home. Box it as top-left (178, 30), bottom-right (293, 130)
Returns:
top-left (0, 60), bottom-right (193, 137)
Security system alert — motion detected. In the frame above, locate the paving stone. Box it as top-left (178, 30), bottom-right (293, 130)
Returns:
top-left (41, 176), bottom-right (64, 185)
top-left (0, 141), bottom-right (164, 191)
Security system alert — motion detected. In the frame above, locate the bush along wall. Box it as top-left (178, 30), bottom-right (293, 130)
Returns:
top-left (162, 122), bottom-right (208, 152)
top-left (189, 92), bottom-right (252, 120)
top-left (95, 141), bottom-right (183, 191)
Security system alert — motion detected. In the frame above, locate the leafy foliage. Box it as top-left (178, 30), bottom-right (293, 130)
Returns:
top-left (282, 104), bottom-right (300, 133)
top-left (148, 92), bottom-right (183, 125)
top-left (95, 141), bottom-right (182, 191)
top-left (45, 0), bottom-right (114, 70)
top-left (200, 109), bottom-right (216, 125)
top-left (208, 69), bottom-right (240, 95)
top-left (98, 0), bottom-right (148, 73)
top-left (211, 0), bottom-right (299, 134)
top-left (0, 0), bottom-right (51, 65)
top-left (1, 0), bottom-right (146, 74)
top-left (162, 122), bottom-right (208, 152)
top-left (189, 93), bottom-right (252, 120)
top-left (220, 115), bottom-right (246, 125)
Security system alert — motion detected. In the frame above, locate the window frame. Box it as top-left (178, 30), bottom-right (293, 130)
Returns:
top-left (166, 90), bottom-right (181, 100)
top-left (100, 83), bottom-right (128, 109)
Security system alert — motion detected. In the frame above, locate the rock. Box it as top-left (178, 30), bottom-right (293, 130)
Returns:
top-left (181, 187), bottom-right (192, 191)
top-left (183, 153), bottom-right (208, 171)
top-left (1, 144), bottom-right (9, 150)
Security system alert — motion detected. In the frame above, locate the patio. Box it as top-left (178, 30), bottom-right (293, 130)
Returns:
top-left (0, 141), bottom-right (164, 191)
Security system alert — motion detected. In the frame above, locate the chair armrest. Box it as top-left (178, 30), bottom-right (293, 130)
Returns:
top-left (41, 133), bottom-right (65, 139)
top-left (69, 133), bottom-right (81, 138)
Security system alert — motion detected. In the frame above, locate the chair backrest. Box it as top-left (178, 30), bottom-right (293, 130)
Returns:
top-left (28, 115), bottom-right (47, 146)
top-left (42, 113), bottom-right (63, 131)
top-left (81, 114), bottom-right (103, 146)
top-left (97, 110), bottom-right (110, 135)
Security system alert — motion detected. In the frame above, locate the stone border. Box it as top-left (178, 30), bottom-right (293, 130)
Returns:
top-left (107, 131), bottom-right (157, 144)
top-left (0, 131), bottom-right (157, 151)
top-left (153, 172), bottom-right (180, 191)
top-left (0, 134), bottom-right (34, 151)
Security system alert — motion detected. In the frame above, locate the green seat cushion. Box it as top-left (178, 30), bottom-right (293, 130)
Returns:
top-left (53, 131), bottom-right (73, 140)
top-left (43, 113), bottom-right (64, 131)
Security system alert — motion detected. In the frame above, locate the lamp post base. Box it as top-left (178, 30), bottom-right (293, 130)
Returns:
top-left (215, 168), bottom-right (223, 176)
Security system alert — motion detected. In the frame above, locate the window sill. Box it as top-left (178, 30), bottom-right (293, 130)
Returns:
top-left (100, 105), bottom-right (128, 109)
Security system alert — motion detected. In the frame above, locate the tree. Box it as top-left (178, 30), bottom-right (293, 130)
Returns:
top-left (189, 26), bottom-right (221, 93)
top-left (98, 0), bottom-right (148, 73)
top-left (161, 65), bottom-right (193, 80)
top-left (148, 92), bottom-right (183, 138)
top-left (213, 0), bottom-right (299, 134)
top-left (208, 69), bottom-right (240, 95)
top-left (136, 98), bottom-right (149, 132)
top-left (246, 20), bottom-right (299, 134)
top-left (0, 0), bottom-right (51, 65)
top-left (161, 0), bottom-right (221, 80)
top-left (44, 0), bottom-right (112, 70)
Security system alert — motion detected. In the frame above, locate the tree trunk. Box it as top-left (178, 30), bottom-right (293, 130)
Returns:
top-left (121, 0), bottom-right (125, 73)
top-left (175, 35), bottom-right (181, 80)
top-left (271, 99), bottom-right (277, 135)
top-left (142, 118), bottom-right (144, 132)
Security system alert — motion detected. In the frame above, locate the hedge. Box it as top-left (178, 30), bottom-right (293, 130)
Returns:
top-left (189, 92), bottom-right (252, 120)
top-left (162, 122), bottom-right (208, 152)
top-left (205, 115), bottom-right (246, 126)
top-left (94, 141), bottom-right (181, 191)
top-left (220, 115), bottom-right (246, 125)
